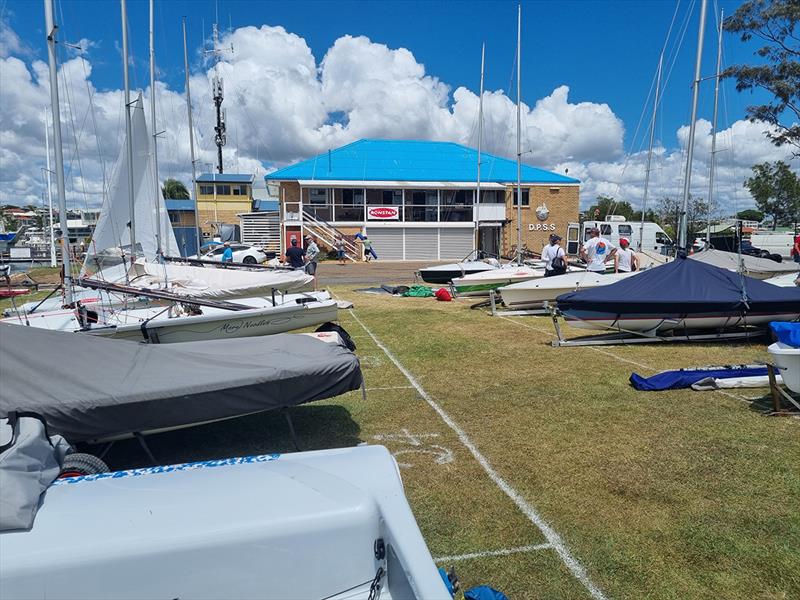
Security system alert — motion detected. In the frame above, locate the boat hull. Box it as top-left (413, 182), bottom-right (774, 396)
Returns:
top-left (499, 272), bottom-right (633, 309)
top-left (0, 446), bottom-right (448, 600)
top-left (768, 341), bottom-right (800, 393)
top-left (562, 309), bottom-right (800, 333)
top-left (88, 300), bottom-right (339, 343)
top-left (418, 261), bottom-right (496, 284)
top-left (452, 266), bottom-right (548, 296)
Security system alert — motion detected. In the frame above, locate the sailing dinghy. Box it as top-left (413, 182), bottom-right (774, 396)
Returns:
top-left (499, 270), bottom-right (635, 310)
top-left (557, 257), bottom-right (800, 334)
top-left (0, 445), bottom-right (449, 600)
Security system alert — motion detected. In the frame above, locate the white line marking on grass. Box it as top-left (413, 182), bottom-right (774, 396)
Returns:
top-left (348, 309), bottom-right (609, 600)
top-left (434, 543), bottom-right (553, 563)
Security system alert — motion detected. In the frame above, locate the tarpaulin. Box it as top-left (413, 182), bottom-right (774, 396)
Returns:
top-left (630, 365), bottom-right (768, 391)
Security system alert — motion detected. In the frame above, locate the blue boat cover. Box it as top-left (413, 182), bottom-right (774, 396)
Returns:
top-left (770, 321), bottom-right (800, 348)
top-left (630, 365), bottom-right (768, 391)
top-left (557, 257), bottom-right (800, 314)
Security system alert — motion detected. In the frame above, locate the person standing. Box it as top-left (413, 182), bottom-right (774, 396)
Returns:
top-left (335, 235), bottom-right (347, 265)
top-left (541, 234), bottom-right (567, 277)
top-left (580, 227), bottom-right (616, 273)
top-left (304, 235), bottom-right (320, 290)
top-left (356, 231), bottom-right (377, 262)
top-left (285, 237), bottom-right (306, 270)
top-left (614, 238), bottom-right (639, 273)
top-left (792, 233), bottom-right (800, 264)
top-left (221, 241), bottom-right (234, 263)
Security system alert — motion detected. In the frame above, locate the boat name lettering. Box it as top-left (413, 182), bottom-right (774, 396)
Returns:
top-left (220, 318), bottom-right (275, 333)
top-left (528, 223), bottom-right (557, 231)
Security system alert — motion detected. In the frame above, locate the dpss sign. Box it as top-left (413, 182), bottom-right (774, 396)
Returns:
top-left (368, 206), bottom-right (400, 220)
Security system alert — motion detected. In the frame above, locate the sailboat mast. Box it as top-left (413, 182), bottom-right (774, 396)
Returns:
top-left (43, 106), bottom-right (57, 267)
top-left (678, 0), bottom-right (708, 253)
top-left (706, 8), bottom-right (723, 247)
top-left (44, 0), bottom-right (72, 304)
top-left (516, 3), bottom-right (522, 265)
top-left (639, 52), bottom-right (663, 251)
top-left (476, 43), bottom-right (485, 251)
top-left (149, 0), bottom-right (162, 257)
top-left (183, 17), bottom-right (201, 254)
top-left (120, 0), bottom-right (136, 258)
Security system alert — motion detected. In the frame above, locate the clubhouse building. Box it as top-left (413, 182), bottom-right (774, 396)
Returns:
top-left (266, 139), bottom-right (580, 260)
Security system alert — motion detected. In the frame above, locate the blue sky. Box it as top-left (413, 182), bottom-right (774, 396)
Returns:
top-left (7, 0), bottom-right (768, 153)
top-left (2, 0), bottom-right (794, 213)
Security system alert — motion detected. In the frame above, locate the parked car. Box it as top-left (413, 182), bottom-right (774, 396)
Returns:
top-left (190, 244), bottom-right (267, 264)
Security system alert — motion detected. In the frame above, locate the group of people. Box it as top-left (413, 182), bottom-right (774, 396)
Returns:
top-left (541, 227), bottom-right (639, 276)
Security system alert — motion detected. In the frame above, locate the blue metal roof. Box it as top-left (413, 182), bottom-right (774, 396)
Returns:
top-left (255, 199), bottom-right (279, 212)
top-left (265, 139), bottom-right (579, 184)
top-left (165, 199), bottom-right (195, 211)
top-left (197, 173), bottom-right (254, 183)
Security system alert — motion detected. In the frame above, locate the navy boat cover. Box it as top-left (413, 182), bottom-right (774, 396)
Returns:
top-left (630, 365), bottom-right (768, 391)
top-left (557, 257), bottom-right (800, 314)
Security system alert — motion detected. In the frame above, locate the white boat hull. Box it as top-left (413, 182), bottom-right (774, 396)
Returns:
top-left (499, 271), bottom-right (634, 309)
top-left (452, 264), bottom-right (553, 296)
top-left (564, 311), bottom-right (800, 333)
top-left (768, 341), bottom-right (800, 393)
top-left (1, 293), bottom-right (338, 342)
top-left (0, 446), bottom-right (449, 600)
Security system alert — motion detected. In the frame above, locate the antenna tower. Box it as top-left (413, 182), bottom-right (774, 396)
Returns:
top-left (205, 22), bottom-right (233, 174)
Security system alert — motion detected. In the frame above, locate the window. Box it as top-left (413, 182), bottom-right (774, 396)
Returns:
top-left (232, 184), bottom-right (248, 196)
top-left (511, 189), bottom-right (530, 206)
top-left (216, 184), bottom-right (231, 195)
top-left (600, 224), bottom-right (612, 235)
top-left (618, 224), bottom-right (633, 236)
top-left (366, 189), bottom-right (402, 205)
top-left (169, 212), bottom-right (180, 224)
top-left (304, 188), bottom-right (329, 204)
top-left (339, 189), bottom-right (365, 205)
top-left (199, 184), bottom-right (214, 195)
top-left (655, 232), bottom-right (671, 245)
top-left (441, 190), bottom-right (473, 205)
top-left (479, 189), bottom-right (503, 203)
top-left (405, 190), bottom-right (438, 222)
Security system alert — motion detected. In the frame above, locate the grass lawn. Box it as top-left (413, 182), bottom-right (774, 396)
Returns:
top-left (13, 280), bottom-right (798, 598)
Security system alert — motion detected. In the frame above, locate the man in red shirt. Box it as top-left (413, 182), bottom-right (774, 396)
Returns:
top-left (792, 234), bottom-right (800, 264)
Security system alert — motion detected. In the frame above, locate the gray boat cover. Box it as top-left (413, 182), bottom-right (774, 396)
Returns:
top-left (690, 249), bottom-right (798, 277)
top-left (0, 324), bottom-right (362, 442)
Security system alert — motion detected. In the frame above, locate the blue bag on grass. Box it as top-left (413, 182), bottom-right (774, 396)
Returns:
top-left (464, 585), bottom-right (509, 600)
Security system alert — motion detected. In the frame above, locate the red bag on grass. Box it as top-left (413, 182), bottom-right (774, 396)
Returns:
top-left (434, 288), bottom-right (452, 302)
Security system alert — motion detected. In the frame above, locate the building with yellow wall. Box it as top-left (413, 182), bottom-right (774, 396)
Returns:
top-left (195, 173), bottom-right (254, 236)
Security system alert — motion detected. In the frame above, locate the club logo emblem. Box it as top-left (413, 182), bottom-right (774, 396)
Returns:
top-left (536, 203), bottom-right (549, 221)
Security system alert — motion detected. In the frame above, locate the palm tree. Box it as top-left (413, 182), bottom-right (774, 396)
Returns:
top-left (161, 178), bottom-right (190, 199)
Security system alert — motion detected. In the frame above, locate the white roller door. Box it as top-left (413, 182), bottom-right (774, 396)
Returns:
top-left (439, 228), bottom-right (475, 259)
top-left (367, 227), bottom-right (404, 260)
top-left (404, 229), bottom-right (438, 260)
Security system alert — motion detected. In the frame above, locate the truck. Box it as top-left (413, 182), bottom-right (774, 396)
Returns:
top-left (579, 217), bottom-right (673, 254)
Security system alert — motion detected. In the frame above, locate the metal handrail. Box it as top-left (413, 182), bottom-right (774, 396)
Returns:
top-left (302, 211), bottom-right (360, 261)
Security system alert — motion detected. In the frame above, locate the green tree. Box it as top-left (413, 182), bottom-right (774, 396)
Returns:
top-left (736, 208), bottom-right (765, 221)
top-left (657, 195), bottom-right (710, 242)
top-left (161, 178), bottom-right (190, 199)
top-left (744, 160), bottom-right (800, 229)
top-left (723, 0), bottom-right (800, 155)
top-left (584, 195), bottom-right (635, 221)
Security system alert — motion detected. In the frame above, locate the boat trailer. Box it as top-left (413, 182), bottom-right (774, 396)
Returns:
top-left (549, 308), bottom-right (769, 347)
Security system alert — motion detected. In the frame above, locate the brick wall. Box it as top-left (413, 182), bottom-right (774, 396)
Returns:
top-left (503, 184), bottom-right (579, 255)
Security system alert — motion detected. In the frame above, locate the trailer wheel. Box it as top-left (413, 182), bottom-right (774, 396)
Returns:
top-left (58, 452), bottom-right (110, 479)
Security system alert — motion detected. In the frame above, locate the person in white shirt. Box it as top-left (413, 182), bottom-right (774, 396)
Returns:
top-left (541, 234), bottom-right (567, 277)
top-left (614, 238), bottom-right (639, 273)
top-left (580, 227), bottom-right (616, 273)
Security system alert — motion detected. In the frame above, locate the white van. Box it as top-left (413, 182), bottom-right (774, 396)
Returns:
top-left (749, 232), bottom-right (795, 259)
top-left (581, 218), bottom-right (673, 254)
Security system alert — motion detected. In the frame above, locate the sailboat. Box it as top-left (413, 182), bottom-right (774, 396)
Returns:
top-left (5, 1), bottom-right (336, 341)
top-left (556, 0), bottom-right (800, 336)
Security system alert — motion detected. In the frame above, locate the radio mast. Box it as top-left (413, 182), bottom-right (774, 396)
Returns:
top-left (205, 22), bottom-right (233, 174)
